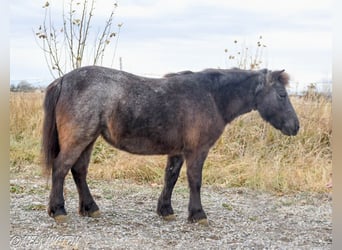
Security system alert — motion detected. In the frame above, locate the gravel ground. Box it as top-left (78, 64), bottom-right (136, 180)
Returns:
top-left (10, 175), bottom-right (332, 249)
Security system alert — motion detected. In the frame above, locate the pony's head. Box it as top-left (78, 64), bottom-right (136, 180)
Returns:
top-left (255, 69), bottom-right (299, 136)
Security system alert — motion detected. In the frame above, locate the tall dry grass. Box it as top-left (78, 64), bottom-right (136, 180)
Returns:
top-left (10, 92), bottom-right (331, 193)
top-left (10, 92), bottom-right (44, 174)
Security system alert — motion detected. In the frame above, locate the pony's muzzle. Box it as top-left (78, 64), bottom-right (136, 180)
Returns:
top-left (281, 119), bottom-right (300, 136)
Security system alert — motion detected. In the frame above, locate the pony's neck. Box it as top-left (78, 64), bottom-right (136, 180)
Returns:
top-left (212, 79), bottom-right (258, 124)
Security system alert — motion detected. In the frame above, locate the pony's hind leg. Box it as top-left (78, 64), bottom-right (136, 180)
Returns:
top-left (71, 141), bottom-right (100, 217)
top-left (157, 155), bottom-right (184, 220)
top-left (48, 144), bottom-right (89, 222)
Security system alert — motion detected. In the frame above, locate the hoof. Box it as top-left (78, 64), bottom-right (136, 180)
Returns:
top-left (197, 218), bottom-right (209, 226)
top-left (89, 210), bottom-right (101, 218)
top-left (162, 214), bottom-right (176, 221)
top-left (54, 214), bottom-right (68, 223)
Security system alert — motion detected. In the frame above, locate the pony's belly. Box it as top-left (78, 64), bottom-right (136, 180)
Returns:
top-left (114, 137), bottom-right (182, 155)
top-left (101, 124), bottom-right (183, 155)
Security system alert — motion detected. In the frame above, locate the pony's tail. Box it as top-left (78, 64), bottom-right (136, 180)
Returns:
top-left (42, 77), bottom-right (62, 176)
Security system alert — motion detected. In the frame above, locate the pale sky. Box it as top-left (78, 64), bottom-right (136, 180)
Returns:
top-left (10, 0), bottom-right (332, 86)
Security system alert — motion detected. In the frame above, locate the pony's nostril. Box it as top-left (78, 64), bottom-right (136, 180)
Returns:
top-left (295, 121), bottom-right (300, 132)
top-left (292, 123), bottom-right (300, 135)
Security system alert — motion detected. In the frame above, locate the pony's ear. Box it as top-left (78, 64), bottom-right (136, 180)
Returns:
top-left (271, 70), bottom-right (290, 86)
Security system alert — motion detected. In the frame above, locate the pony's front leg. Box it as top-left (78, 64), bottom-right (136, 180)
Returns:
top-left (157, 155), bottom-right (184, 220)
top-left (185, 149), bottom-right (209, 225)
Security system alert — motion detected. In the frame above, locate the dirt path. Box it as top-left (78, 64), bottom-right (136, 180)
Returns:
top-left (10, 175), bottom-right (332, 249)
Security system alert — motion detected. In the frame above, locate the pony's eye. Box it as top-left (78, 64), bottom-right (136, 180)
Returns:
top-left (276, 90), bottom-right (287, 98)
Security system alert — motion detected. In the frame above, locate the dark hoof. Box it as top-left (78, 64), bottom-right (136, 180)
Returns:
top-left (48, 205), bottom-right (67, 220)
top-left (188, 209), bottom-right (207, 225)
top-left (157, 202), bottom-right (174, 219)
top-left (79, 202), bottom-right (100, 217)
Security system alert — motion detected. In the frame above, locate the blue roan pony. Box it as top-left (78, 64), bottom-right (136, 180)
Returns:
top-left (42, 66), bottom-right (299, 224)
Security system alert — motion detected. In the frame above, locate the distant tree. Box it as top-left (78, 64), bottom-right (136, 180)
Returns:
top-left (224, 35), bottom-right (267, 70)
top-left (16, 80), bottom-right (35, 92)
top-left (10, 83), bottom-right (17, 92)
top-left (34, 0), bottom-right (123, 79)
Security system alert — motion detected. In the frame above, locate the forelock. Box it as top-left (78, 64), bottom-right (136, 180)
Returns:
top-left (279, 72), bottom-right (290, 86)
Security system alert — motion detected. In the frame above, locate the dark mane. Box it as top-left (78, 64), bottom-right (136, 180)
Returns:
top-left (197, 68), bottom-right (262, 90)
top-left (163, 68), bottom-right (265, 92)
top-left (164, 68), bottom-right (261, 83)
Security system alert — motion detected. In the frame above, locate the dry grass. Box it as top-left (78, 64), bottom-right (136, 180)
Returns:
top-left (10, 92), bottom-right (331, 193)
top-left (10, 92), bottom-right (44, 171)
